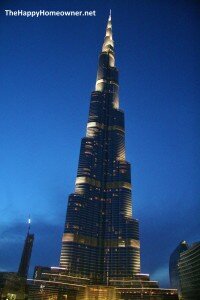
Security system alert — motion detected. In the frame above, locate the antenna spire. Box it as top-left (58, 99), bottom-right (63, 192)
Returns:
top-left (109, 9), bottom-right (111, 21)
top-left (102, 10), bottom-right (114, 53)
top-left (27, 215), bottom-right (31, 234)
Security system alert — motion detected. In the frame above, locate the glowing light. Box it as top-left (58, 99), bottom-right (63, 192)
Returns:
top-left (62, 233), bottom-right (74, 242)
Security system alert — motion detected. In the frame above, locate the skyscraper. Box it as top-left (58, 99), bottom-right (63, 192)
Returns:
top-left (60, 11), bottom-right (140, 284)
top-left (28, 13), bottom-right (178, 300)
top-left (0, 219), bottom-right (33, 300)
top-left (18, 218), bottom-right (34, 278)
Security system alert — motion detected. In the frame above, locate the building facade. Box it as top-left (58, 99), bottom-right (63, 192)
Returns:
top-left (169, 241), bottom-right (189, 291)
top-left (60, 11), bottom-right (140, 286)
top-left (0, 272), bottom-right (27, 300)
top-left (178, 242), bottom-right (200, 300)
top-left (28, 13), bottom-right (178, 300)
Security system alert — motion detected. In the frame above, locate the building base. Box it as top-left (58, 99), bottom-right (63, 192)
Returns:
top-left (27, 266), bottom-right (178, 300)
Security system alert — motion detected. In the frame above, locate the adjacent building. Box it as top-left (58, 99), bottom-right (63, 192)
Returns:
top-left (0, 220), bottom-right (34, 300)
top-left (169, 241), bottom-right (189, 291)
top-left (18, 232), bottom-right (34, 279)
top-left (178, 242), bottom-right (200, 300)
top-left (0, 272), bottom-right (27, 300)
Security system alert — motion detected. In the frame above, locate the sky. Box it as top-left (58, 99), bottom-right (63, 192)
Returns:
top-left (0, 0), bottom-right (200, 288)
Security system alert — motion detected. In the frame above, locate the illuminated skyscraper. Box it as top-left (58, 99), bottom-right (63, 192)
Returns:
top-left (60, 11), bottom-right (139, 284)
top-left (28, 13), bottom-right (178, 300)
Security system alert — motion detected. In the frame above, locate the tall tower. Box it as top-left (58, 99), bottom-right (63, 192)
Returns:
top-left (60, 12), bottom-right (140, 284)
top-left (18, 217), bottom-right (34, 278)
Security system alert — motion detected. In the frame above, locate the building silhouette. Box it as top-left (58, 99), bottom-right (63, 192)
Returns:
top-left (169, 241), bottom-right (189, 291)
top-left (28, 13), bottom-right (178, 300)
top-left (178, 242), bottom-right (200, 300)
top-left (0, 219), bottom-right (33, 299)
top-left (18, 218), bottom-right (34, 278)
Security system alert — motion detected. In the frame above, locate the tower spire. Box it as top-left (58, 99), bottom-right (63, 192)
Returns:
top-left (28, 214), bottom-right (31, 234)
top-left (109, 9), bottom-right (111, 21)
top-left (102, 11), bottom-right (114, 53)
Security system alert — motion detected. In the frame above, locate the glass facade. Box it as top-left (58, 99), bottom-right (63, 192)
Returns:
top-left (60, 13), bottom-right (140, 284)
top-left (178, 242), bottom-right (200, 300)
top-left (169, 241), bottom-right (188, 291)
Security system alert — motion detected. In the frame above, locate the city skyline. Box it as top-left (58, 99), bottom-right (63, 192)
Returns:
top-left (0, 0), bottom-right (200, 288)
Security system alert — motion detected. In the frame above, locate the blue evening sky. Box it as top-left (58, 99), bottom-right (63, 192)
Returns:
top-left (0, 0), bottom-right (199, 287)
